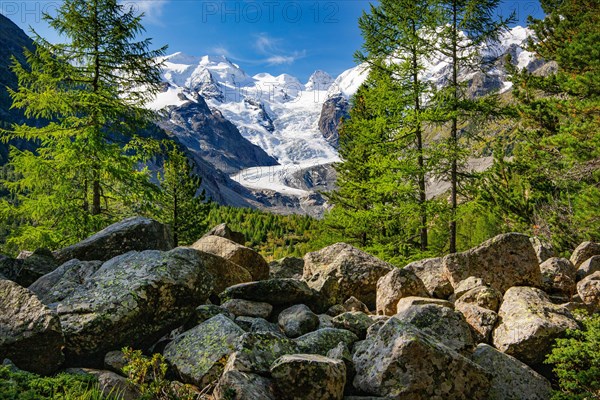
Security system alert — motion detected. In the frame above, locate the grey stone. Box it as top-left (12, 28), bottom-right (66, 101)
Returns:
top-left (191, 235), bottom-right (269, 281)
top-left (294, 328), bottom-right (359, 356)
top-left (225, 332), bottom-right (297, 374)
top-left (492, 286), bottom-right (579, 365)
top-left (570, 241), bottom-right (600, 268)
top-left (352, 319), bottom-right (490, 399)
top-left (443, 233), bottom-right (542, 293)
top-left (0, 249), bottom-right (58, 287)
top-left (396, 296), bottom-right (454, 314)
top-left (271, 354), bottom-right (346, 400)
top-left (220, 279), bottom-right (324, 312)
top-left (54, 216), bottom-right (173, 264)
top-left (455, 285), bottom-right (502, 312)
top-left (163, 314), bottom-right (244, 387)
top-left (222, 299), bottom-right (273, 319)
top-left (376, 268), bottom-right (429, 316)
top-left (332, 312), bottom-right (374, 339)
top-left (539, 257), bottom-right (576, 298)
top-left (304, 243), bottom-right (393, 309)
top-left (0, 279), bottom-right (65, 375)
top-left (404, 257), bottom-right (453, 299)
top-left (394, 303), bottom-right (474, 353)
top-left (576, 255), bottom-right (600, 281)
top-left (214, 370), bottom-right (276, 400)
top-left (56, 248), bottom-right (214, 366)
top-left (204, 223), bottom-right (246, 245)
top-left (28, 259), bottom-right (102, 304)
top-left (278, 304), bottom-right (319, 338)
top-left (269, 257), bottom-right (304, 280)
top-left (472, 344), bottom-right (552, 400)
top-left (530, 237), bottom-right (555, 263)
top-left (577, 271), bottom-right (600, 308)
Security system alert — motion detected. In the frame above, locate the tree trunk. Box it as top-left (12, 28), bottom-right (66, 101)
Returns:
top-left (449, 0), bottom-right (458, 254)
top-left (411, 26), bottom-right (428, 252)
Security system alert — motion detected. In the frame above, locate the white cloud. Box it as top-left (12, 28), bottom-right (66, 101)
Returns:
top-left (253, 33), bottom-right (306, 66)
top-left (122, 0), bottom-right (168, 25)
top-left (267, 51), bottom-right (306, 65)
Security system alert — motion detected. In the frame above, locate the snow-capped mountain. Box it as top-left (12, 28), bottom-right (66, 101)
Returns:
top-left (149, 26), bottom-right (544, 214)
top-left (151, 54), bottom-right (339, 167)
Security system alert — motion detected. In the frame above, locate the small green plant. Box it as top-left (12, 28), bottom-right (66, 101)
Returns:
top-left (0, 365), bottom-right (114, 399)
top-left (121, 347), bottom-right (199, 400)
top-left (546, 312), bottom-right (600, 399)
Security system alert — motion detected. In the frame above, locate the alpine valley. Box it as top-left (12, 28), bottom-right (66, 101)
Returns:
top-left (0, 14), bottom-right (548, 216)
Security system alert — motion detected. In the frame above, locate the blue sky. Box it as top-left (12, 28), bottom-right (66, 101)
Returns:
top-left (3, 0), bottom-right (544, 81)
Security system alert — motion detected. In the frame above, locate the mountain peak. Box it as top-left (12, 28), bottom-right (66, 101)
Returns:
top-left (305, 70), bottom-right (334, 91)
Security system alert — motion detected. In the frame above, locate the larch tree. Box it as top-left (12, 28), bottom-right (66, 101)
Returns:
top-left (433, 0), bottom-right (513, 253)
top-left (355, 0), bottom-right (440, 252)
top-left (0, 0), bottom-right (166, 251)
top-left (495, 0), bottom-right (600, 251)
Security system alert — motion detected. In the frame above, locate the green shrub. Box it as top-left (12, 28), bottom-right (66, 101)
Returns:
top-left (122, 348), bottom-right (199, 400)
top-left (0, 365), bottom-right (113, 399)
top-left (546, 312), bottom-right (600, 399)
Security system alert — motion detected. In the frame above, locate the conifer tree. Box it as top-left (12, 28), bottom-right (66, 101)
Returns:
top-left (156, 146), bottom-right (208, 247)
top-left (0, 0), bottom-right (166, 250)
top-left (433, 0), bottom-right (513, 252)
top-left (355, 0), bottom-right (439, 252)
top-left (491, 0), bottom-right (600, 250)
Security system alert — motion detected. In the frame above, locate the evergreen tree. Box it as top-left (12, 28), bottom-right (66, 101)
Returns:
top-left (156, 146), bottom-right (208, 247)
top-left (0, 0), bottom-right (166, 250)
top-left (490, 0), bottom-right (600, 251)
top-left (433, 0), bottom-right (513, 252)
top-left (325, 69), bottom-right (433, 264)
top-left (355, 0), bottom-right (439, 252)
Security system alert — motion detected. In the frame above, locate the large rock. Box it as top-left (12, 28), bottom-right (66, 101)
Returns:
top-left (492, 286), bottom-right (579, 365)
top-left (294, 328), bottom-right (359, 356)
top-left (539, 257), bottom-right (576, 298)
top-left (332, 312), bottom-right (374, 339)
top-left (28, 259), bottom-right (103, 304)
top-left (222, 299), bottom-right (273, 319)
top-left (278, 304), bottom-right (319, 338)
top-left (0, 249), bottom-right (58, 287)
top-left (220, 279), bottom-right (324, 312)
top-left (191, 235), bottom-right (269, 281)
top-left (76, 369), bottom-right (141, 400)
top-left (194, 250), bottom-right (253, 295)
top-left (403, 257), bottom-right (453, 299)
top-left (163, 314), bottom-right (244, 387)
top-left (455, 285), bottom-right (502, 312)
top-left (454, 302), bottom-right (498, 343)
top-left (394, 304), bottom-right (474, 353)
top-left (0, 279), bottom-right (65, 375)
top-left (271, 354), bottom-right (346, 400)
top-left (214, 370), bottom-right (276, 400)
top-left (184, 304), bottom-right (234, 330)
top-left (472, 344), bottom-right (552, 400)
top-left (54, 217), bottom-right (173, 264)
top-left (576, 255), bottom-right (600, 281)
top-left (396, 296), bottom-right (454, 313)
top-left (570, 241), bottom-right (600, 268)
top-left (577, 271), bottom-right (600, 308)
top-left (269, 257), bottom-right (304, 280)
top-left (530, 237), bottom-right (555, 263)
top-left (376, 268), bottom-right (428, 316)
top-left (225, 332), bottom-right (297, 374)
top-left (353, 318), bottom-right (490, 399)
top-left (443, 233), bottom-right (542, 293)
top-left (204, 223), bottom-right (246, 245)
top-left (303, 243), bottom-right (393, 309)
top-left (56, 247), bottom-right (214, 366)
